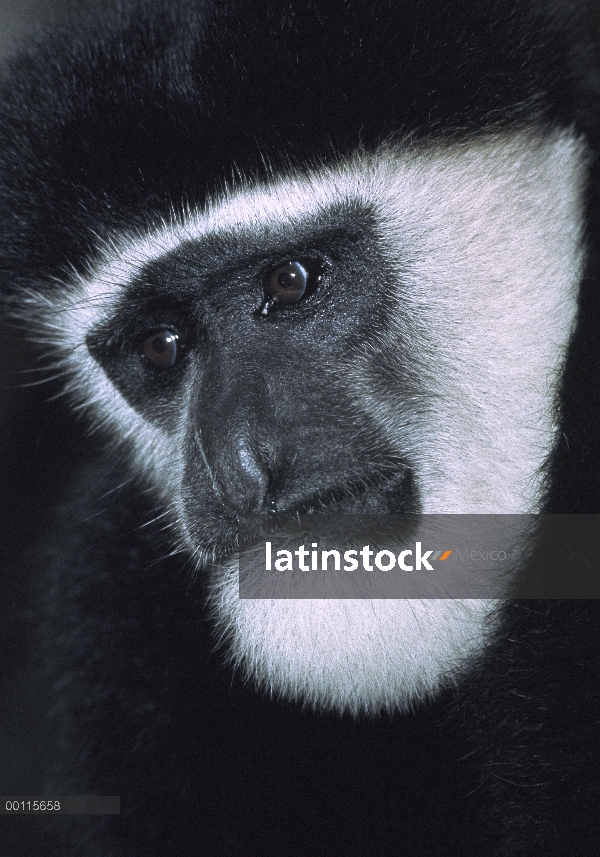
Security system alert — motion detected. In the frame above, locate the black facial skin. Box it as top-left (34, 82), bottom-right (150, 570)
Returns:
top-left (86, 206), bottom-right (417, 558)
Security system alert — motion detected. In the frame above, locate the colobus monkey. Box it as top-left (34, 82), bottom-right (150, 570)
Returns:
top-left (0, 1), bottom-right (599, 855)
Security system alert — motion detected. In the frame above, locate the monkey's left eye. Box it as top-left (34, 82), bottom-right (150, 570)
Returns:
top-left (142, 329), bottom-right (179, 368)
top-left (266, 261), bottom-right (309, 303)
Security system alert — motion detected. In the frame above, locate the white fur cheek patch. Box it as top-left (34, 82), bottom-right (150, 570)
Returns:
top-left (365, 131), bottom-right (587, 516)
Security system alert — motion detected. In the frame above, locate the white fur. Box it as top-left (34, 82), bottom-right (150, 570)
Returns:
top-left (24, 129), bottom-right (588, 714)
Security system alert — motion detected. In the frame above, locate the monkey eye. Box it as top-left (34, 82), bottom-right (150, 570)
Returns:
top-left (142, 329), bottom-right (179, 368)
top-left (259, 259), bottom-right (324, 316)
top-left (265, 261), bottom-right (309, 303)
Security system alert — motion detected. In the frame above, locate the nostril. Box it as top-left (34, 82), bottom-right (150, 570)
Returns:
top-left (265, 497), bottom-right (279, 514)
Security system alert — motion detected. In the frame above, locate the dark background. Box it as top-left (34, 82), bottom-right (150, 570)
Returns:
top-left (1, 0), bottom-right (598, 62)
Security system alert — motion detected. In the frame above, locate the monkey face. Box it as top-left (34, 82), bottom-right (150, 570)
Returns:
top-left (18, 131), bottom-right (586, 713)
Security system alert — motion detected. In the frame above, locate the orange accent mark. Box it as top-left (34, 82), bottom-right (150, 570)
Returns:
top-left (439, 550), bottom-right (452, 561)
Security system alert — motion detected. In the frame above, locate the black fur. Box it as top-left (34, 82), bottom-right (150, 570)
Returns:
top-left (1, 2), bottom-right (599, 855)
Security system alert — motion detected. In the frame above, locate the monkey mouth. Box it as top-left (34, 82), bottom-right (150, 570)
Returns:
top-left (264, 465), bottom-right (416, 516)
top-left (189, 464), bottom-right (416, 565)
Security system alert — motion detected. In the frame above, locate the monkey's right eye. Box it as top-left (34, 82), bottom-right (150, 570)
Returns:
top-left (266, 261), bottom-right (309, 303)
top-left (142, 329), bottom-right (179, 368)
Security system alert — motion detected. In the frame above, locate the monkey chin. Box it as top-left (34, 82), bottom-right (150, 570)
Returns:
top-left (208, 554), bottom-right (499, 716)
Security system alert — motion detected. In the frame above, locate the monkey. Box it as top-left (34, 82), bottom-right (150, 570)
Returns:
top-left (0, 1), bottom-right (599, 855)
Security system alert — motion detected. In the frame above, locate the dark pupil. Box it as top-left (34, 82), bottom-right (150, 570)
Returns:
top-left (152, 336), bottom-right (167, 353)
top-left (278, 271), bottom-right (294, 289)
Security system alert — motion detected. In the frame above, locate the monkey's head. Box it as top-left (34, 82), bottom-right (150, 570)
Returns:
top-left (1, 0), bottom-right (597, 713)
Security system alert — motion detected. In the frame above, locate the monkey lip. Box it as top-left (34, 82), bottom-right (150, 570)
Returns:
top-left (264, 465), bottom-right (416, 516)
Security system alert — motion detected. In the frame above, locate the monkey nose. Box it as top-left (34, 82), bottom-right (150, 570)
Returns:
top-left (212, 429), bottom-right (272, 515)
